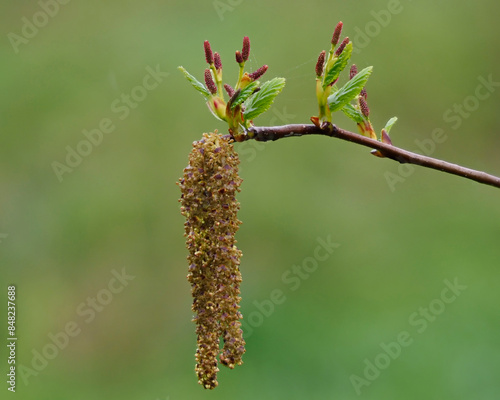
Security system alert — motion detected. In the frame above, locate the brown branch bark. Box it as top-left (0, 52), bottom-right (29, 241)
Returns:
top-left (239, 124), bottom-right (500, 190)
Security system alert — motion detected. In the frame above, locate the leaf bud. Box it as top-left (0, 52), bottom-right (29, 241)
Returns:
top-left (204, 40), bottom-right (214, 64)
top-left (235, 50), bottom-right (244, 64)
top-left (331, 21), bottom-right (343, 46)
top-left (248, 65), bottom-right (268, 80)
top-left (242, 36), bottom-right (250, 61)
top-left (316, 50), bottom-right (326, 77)
top-left (214, 52), bottom-right (222, 71)
top-left (204, 69), bottom-right (217, 95)
top-left (334, 37), bottom-right (350, 56)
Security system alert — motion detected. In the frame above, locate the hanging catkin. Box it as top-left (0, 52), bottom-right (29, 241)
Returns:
top-left (178, 131), bottom-right (245, 389)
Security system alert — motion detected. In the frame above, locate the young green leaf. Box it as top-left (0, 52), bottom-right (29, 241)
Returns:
top-left (230, 81), bottom-right (259, 109)
top-left (327, 66), bottom-right (373, 113)
top-left (178, 66), bottom-right (210, 99)
top-left (383, 117), bottom-right (398, 134)
top-left (243, 77), bottom-right (285, 121)
top-left (323, 42), bottom-right (353, 88)
top-left (341, 103), bottom-right (364, 123)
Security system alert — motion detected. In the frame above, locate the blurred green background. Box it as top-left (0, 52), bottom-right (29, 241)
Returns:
top-left (1, 0), bottom-right (500, 399)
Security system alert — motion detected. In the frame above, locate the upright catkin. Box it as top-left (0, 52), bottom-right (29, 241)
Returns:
top-left (178, 131), bottom-right (245, 389)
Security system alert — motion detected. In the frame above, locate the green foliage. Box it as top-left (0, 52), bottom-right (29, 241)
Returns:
top-left (341, 103), bottom-right (364, 123)
top-left (180, 27), bottom-right (386, 142)
top-left (179, 38), bottom-right (286, 138)
top-left (383, 117), bottom-right (398, 133)
top-left (323, 42), bottom-right (353, 88)
top-left (243, 77), bottom-right (286, 121)
top-left (178, 66), bottom-right (210, 99)
top-left (327, 66), bottom-right (373, 113)
top-left (230, 81), bottom-right (259, 109)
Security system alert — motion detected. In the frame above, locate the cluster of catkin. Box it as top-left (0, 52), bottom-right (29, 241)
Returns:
top-left (178, 132), bottom-right (245, 389)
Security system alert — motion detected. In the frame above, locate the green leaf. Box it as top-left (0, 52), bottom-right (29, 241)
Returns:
top-left (341, 103), bottom-right (364, 123)
top-left (383, 117), bottom-right (398, 133)
top-left (327, 66), bottom-right (373, 113)
top-left (243, 77), bottom-right (286, 121)
top-left (230, 81), bottom-right (259, 109)
top-left (323, 42), bottom-right (353, 88)
top-left (178, 66), bottom-right (210, 99)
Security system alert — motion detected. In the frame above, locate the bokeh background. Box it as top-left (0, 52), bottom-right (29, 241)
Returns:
top-left (1, 1), bottom-right (500, 399)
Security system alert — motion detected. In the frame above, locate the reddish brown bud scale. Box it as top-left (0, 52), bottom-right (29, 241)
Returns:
top-left (359, 96), bottom-right (370, 118)
top-left (310, 116), bottom-right (321, 127)
top-left (330, 77), bottom-right (339, 87)
top-left (248, 65), bottom-right (268, 80)
top-left (381, 129), bottom-right (393, 145)
top-left (204, 40), bottom-right (214, 64)
top-left (235, 50), bottom-right (243, 64)
top-left (214, 52), bottom-right (222, 71)
top-left (334, 37), bottom-right (349, 56)
top-left (205, 69), bottom-right (217, 95)
top-left (331, 21), bottom-right (343, 46)
top-left (350, 64), bottom-right (358, 80)
top-left (224, 83), bottom-right (235, 98)
top-left (371, 149), bottom-right (385, 158)
top-left (242, 36), bottom-right (250, 61)
top-left (316, 50), bottom-right (326, 77)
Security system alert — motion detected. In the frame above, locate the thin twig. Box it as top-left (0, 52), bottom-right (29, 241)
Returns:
top-left (240, 124), bottom-right (500, 190)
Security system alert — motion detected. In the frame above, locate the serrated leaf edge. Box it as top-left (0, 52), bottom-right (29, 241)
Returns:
top-left (178, 66), bottom-right (210, 99)
top-left (243, 77), bottom-right (285, 121)
top-left (323, 42), bottom-right (353, 88)
top-left (327, 66), bottom-right (373, 113)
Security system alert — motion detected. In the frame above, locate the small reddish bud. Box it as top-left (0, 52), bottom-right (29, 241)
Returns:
top-left (371, 149), bottom-right (385, 158)
top-left (381, 129), bottom-right (393, 145)
top-left (214, 52), bottom-right (222, 71)
top-left (310, 116), bottom-right (321, 128)
top-left (331, 21), bottom-right (343, 46)
top-left (360, 88), bottom-right (367, 99)
top-left (359, 96), bottom-right (370, 118)
top-left (248, 65), bottom-right (268, 80)
top-left (204, 40), bottom-right (214, 64)
top-left (242, 36), bottom-right (250, 61)
top-left (329, 77), bottom-right (339, 87)
top-left (205, 69), bottom-right (217, 95)
top-left (349, 64), bottom-right (358, 80)
top-left (235, 50), bottom-right (244, 64)
top-left (227, 89), bottom-right (241, 110)
top-left (315, 50), bottom-right (326, 77)
top-left (334, 37), bottom-right (349, 56)
top-left (224, 83), bottom-right (235, 98)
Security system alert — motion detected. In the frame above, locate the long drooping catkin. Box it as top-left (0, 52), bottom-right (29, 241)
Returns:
top-left (178, 131), bottom-right (245, 389)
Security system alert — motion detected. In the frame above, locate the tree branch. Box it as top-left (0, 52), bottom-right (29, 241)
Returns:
top-left (240, 124), bottom-right (500, 190)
